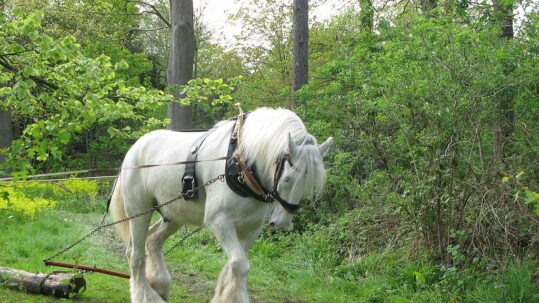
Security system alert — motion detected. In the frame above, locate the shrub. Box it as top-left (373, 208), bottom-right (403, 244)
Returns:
top-left (0, 179), bottom-right (100, 216)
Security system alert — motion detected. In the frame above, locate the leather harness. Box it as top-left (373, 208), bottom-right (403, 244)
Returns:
top-left (181, 114), bottom-right (300, 214)
top-left (181, 127), bottom-right (220, 199)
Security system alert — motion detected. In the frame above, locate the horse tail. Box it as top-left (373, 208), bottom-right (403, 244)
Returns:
top-left (109, 173), bottom-right (130, 246)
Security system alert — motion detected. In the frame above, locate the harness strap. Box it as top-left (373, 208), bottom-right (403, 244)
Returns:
top-left (234, 156), bottom-right (273, 202)
top-left (124, 156), bottom-right (228, 169)
top-left (182, 127), bottom-right (220, 199)
top-left (225, 113), bottom-right (269, 201)
top-left (225, 114), bottom-right (259, 199)
top-left (271, 155), bottom-right (300, 214)
top-left (105, 155), bottom-right (228, 212)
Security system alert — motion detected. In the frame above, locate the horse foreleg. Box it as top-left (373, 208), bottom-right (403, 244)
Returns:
top-left (145, 218), bottom-right (181, 301)
top-left (238, 227), bottom-right (262, 252)
top-left (127, 214), bottom-right (166, 303)
top-left (208, 220), bottom-right (251, 303)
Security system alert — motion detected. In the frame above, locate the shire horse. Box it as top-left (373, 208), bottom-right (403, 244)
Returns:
top-left (109, 107), bottom-right (332, 303)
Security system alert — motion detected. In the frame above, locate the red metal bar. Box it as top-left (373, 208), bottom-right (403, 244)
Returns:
top-left (45, 261), bottom-right (130, 279)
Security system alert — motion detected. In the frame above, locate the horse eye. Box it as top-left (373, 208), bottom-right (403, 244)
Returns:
top-left (284, 176), bottom-right (291, 183)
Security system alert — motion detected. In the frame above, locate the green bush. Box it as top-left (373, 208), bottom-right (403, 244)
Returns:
top-left (0, 179), bottom-right (102, 216)
top-left (299, 14), bottom-right (539, 265)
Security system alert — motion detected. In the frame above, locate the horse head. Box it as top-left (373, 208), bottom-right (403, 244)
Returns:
top-left (269, 134), bottom-right (333, 231)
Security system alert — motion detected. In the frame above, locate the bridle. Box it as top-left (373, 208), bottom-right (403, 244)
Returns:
top-left (271, 154), bottom-right (300, 214)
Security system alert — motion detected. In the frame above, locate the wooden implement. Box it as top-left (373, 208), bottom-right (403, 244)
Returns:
top-left (44, 261), bottom-right (130, 279)
top-left (0, 266), bottom-right (86, 298)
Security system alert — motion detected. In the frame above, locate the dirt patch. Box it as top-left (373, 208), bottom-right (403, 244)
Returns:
top-left (170, 267), bottom-right (214, 299)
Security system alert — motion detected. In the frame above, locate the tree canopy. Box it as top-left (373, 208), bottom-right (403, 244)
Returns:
top-left (0, 10), bottom-right (170, 175)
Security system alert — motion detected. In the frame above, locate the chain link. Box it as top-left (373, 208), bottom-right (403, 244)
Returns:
top-left (164, 227), bottom-right (203, 256)
top-left (44, 174), bottom-right (225, 264)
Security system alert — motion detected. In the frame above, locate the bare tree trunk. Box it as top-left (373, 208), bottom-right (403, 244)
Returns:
top-left (167, 0), bottom-right (195, 130)
top-left (494, 0), bottom-right (514, 39)
top-left (291, 0), bottom-right (308, 109)
top-left (359, 0), bottom-right (374, 33)
top-left (0, 1), bottom-right (10, 170)
top-left (421, 0), bottom-right (437, 14)
top-left (0, 109), bottom-right (12, 167)
top-left (492, 0), bottom-right (514, 164)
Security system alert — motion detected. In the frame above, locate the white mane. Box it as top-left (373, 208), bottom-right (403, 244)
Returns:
top-left (237, 107), bottom-right (326, 197)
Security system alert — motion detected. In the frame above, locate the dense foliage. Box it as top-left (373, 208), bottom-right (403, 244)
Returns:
top-left (299, 14), bottom-right (539, 264)
top-left (0, 10), bottom-right (171, 175)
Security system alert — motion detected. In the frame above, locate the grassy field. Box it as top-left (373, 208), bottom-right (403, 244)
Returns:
top-left (0, 210), bottom-right (377, 302)
top-left (1, 183), bottom-right (538, 303)
top-left (0, 191), bottom-right (367, 303)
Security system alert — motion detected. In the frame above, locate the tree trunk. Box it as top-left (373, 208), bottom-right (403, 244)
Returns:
top-left (0, 109), bottom-right (12, 167)
top-left (421, 0), bottom-right (437, 14)
top-left (291, 0), bottom-right (309, 109)
top-left (359, 0), bottom-right (374, 33)
top-left (494, 0), bottom-right (514, 39)
top-left (167, 0), bottom-right (195, 130)
top-left (492, 0), bottom-right (514, 164)
top-left (0, 1), bottom-right (10, 169)
top-left (0, 267), bottom-right (86, 298)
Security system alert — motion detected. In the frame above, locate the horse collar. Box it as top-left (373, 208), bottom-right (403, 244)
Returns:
top-left (224, 114), bottom-right (300, 214)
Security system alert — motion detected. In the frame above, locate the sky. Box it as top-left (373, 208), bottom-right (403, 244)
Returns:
top-left (194, 0), bottom-right (356, 46)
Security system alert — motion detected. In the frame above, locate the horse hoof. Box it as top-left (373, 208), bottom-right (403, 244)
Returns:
top-left (132, 289), bottom-right (167, 303)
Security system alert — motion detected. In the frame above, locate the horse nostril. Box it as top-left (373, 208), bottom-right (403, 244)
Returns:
top-left (269, 222), bottom-right (276, 229)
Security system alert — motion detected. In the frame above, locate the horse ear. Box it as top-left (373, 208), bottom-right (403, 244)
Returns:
top-left (288, 133), bottom-right (300, 158)
top-left (318, 137), bottom-right (333, 157)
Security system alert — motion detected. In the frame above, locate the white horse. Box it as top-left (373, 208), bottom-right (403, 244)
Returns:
top-left (109, 107), bottom-right (332, 303)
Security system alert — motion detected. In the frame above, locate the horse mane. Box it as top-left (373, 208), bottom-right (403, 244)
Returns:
top-left (237, 107), bottom-right (326, 198)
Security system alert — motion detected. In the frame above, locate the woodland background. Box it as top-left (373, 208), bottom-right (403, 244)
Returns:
top-left (1, 0), bottom-right (539, 302)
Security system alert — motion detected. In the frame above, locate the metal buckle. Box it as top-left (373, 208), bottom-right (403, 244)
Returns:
top-left (231, 116), bottom-right (242, 140)
top-left (182, 176), bottom-right (196, 198)
top-left (238, 172), bottom-right (245, 184)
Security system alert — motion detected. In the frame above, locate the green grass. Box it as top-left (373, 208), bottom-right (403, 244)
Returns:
top-left (1, 193), bottom-right (538, 302)
top-left (0, 210), bottom-right (130, 302)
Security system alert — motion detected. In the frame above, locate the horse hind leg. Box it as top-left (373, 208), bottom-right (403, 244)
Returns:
top-left (145, 217), bottom-right (181, 301)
